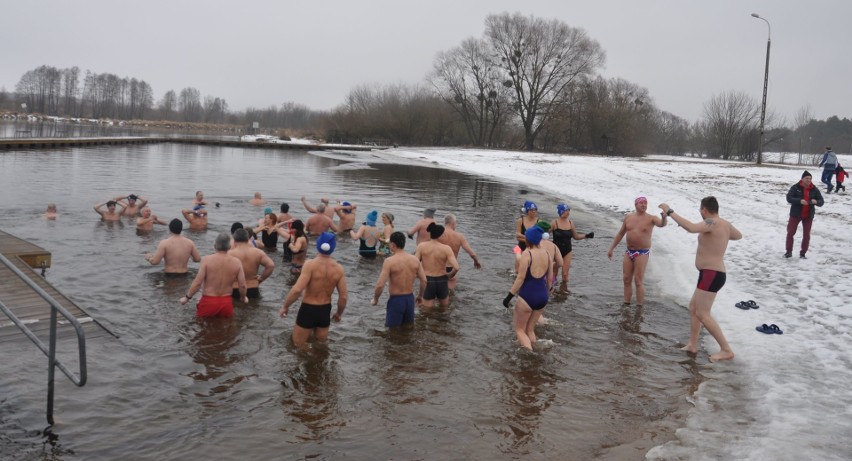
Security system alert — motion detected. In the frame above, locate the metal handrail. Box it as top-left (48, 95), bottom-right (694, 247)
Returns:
top-left (0, 253), bottom-right (87, 425)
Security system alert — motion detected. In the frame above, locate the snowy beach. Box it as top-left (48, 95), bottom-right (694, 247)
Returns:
top-left (383, 147), bottom-right (852, 460)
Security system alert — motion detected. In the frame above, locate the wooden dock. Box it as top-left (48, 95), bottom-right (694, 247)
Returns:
top-left (0, 136), bottom-right (382, 151)
top-left (0, 230), bottom-right (114, 344)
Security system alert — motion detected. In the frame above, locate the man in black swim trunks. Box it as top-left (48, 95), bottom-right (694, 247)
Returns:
top-left (660, 197), bottom-right (742, 362)
top-left (414, 223), bottom-right (459, 308)
top-left (279, 232), bottom-right (348, 349)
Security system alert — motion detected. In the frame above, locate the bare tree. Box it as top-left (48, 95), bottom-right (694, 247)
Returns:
top-left (159, 90), bottom-right (177, 120)
top-left (178, 87), bottom-right (202, 122)
top-left (61, 67), bottom-right (79, 116)
top-left (429, 37), bottom-right (511, 147)
top-left (486, 12), bottom-right (605, 150)
top-left (699, 90), bottom-right (761, 160)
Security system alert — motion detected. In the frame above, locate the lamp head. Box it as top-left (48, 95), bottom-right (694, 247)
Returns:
top-left (751, 13), bottom-right (760, 18)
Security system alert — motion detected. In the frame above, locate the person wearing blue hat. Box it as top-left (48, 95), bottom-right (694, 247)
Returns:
top-left (279, 231), bottom-right (348, 349)
top-left (350, 210), bottom-right (381, 259)
top-left (514, 200), bottom-right (539, 272)
top-left (181, 203), bottom-right (208, 231)
top-left (551, 203), bottom-right (594, 287)
top-left (334, 201), bottom-right (358, 232)
top-left (503, 225), bottom-right (553, 350)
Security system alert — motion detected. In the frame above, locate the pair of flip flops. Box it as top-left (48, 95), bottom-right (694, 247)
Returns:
top-left (735, 300), bottom-right (760, 309)
top-left (756, 324), bottom-right (783, 334)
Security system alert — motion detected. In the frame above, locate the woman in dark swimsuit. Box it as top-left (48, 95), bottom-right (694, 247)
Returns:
top-left (287, 220), bottom-right (308, 273)
top-left (350, 210), bottom-right (380, 259)
top-left (513, 200), bottom-right (540, 272)
top-left (254, 213), bottom-right (288, 251)
top-left (550, 203), bottom-right (594, 286)
top-left (503, 226), bottom-right (552, 350)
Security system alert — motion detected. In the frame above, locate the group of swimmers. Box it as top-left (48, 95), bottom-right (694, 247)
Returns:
top-left (508, 195), bottom-right (741, 360)
top-left (85, 190), bottom-right (485, 349)
top-left (82, 188), bottom-right (740, 360)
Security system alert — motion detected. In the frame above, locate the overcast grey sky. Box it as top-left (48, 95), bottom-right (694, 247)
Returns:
top-left (4, 0), bottom-right (850, 123)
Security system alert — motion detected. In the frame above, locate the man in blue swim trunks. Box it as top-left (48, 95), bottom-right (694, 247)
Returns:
top-left (660, 197), bottom-right (741, 362)
top-left (371, 232), bottom-right (426, 327)
top-left (607, 196), bottom-right (668, 306)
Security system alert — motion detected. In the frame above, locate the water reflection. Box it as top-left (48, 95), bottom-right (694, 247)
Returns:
top-left (279, 346), bottom-right (344, 441)
top-left (496, 353), bottom-right (557, 454)
top-left (183, 319), bottom-right (246, 392)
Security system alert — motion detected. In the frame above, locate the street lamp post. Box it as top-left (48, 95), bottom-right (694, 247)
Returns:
top-left (751, 13), bottom-right (771, 165)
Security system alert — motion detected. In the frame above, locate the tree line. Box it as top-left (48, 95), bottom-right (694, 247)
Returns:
top-left (2, 12), bottom-right (849, 156)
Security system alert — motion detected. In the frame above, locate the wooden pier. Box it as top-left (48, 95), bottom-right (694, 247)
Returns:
top-left (0, 136), bottom-right (382, 151)
top-left (0, 230), bottom-right (114, 343)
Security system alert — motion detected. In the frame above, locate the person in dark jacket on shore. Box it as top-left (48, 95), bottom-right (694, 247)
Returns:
top-left (785, 170), bottom-right (824, 258)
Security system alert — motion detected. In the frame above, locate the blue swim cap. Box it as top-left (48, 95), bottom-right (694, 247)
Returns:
top-left (193, 204), bottom-right (205, 211)
top-left (264, 207), bottom-right (273, 215)
top-left (525, 226), bottom-right (544, 246)
top-left (342, 201), bottom-right (352, 214)
top-left (523, 201), bottom-right (538, 213)
top-left (557, 203), bottom-right (571, 216)
top-left (365, 210), bottom-right (378, 227)
top-left (316, 232), bottom-right (336, 255)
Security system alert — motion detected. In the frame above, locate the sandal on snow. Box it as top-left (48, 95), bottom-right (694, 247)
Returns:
top-left (736, 300), bottom-right (759, 310)
top-left (756, 323), bottom-right (783, 334)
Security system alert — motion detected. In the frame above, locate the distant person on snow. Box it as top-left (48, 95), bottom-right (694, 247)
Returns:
top-left (834, 164), bottom-right (847, 192)
top-left (818, 146), bottom-right (838, 193)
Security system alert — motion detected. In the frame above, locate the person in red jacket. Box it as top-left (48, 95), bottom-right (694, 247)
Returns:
top-left (835, 164), bottom-right (847, 192)
top-left (785, 171), bottom-right (825, 259)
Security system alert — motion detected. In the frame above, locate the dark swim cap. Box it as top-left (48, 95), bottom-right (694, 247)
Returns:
top-left (169, 218), bottom-right (183, 234)
top-left (427, 223), bottom-right (445, 239)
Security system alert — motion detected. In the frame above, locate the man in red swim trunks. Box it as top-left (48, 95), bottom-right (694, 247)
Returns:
top-left (660, 197), bottom-right (742, 362)
top-left (180, 233), bottom-right (248, 317)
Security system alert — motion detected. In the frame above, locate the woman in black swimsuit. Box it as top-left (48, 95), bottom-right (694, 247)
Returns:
top-left (254, 212), bottom-right (288, 251)
top-left (350, 210), bottom-right (380, 259)
top-left (550, 203), bottom-right (594, 286)
top-left (514, 201), bottom-right (540, 272)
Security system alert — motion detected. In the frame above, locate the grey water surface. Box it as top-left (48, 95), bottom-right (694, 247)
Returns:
top-left (0, 143), bottom-right (700, 460)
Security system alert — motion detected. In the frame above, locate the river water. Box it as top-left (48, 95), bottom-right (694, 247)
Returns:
top-left (0, 143), bottom-right (700, 460)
